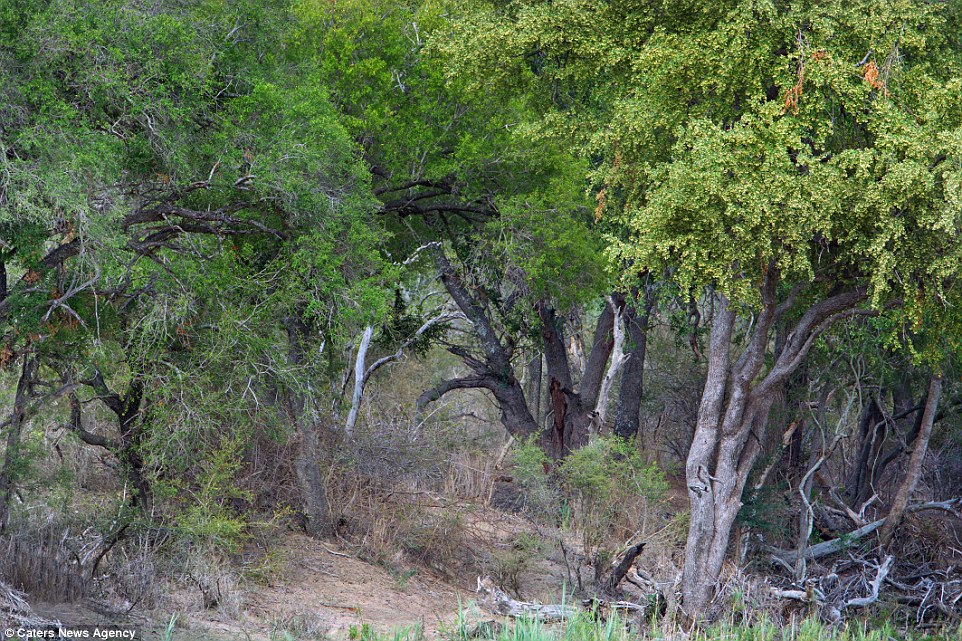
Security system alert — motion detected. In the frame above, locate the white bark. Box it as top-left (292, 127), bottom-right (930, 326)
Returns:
top-left (843, 556), bottom-right (894, 609)
top-left (344, 312), bottom-right (461, 437)
top-left (475, 576), bottom-right (648, 621)
top-left (344, 325), bottom-right (374, 437)
top-left (594, 296), bottom-right (626, 427)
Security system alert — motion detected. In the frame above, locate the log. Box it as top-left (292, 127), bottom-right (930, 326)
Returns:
top-left (476, 577), bottom-right (577, 622)
top-left (772, 499), bottom-right (962, 564)
top-left (475, 576), bottom-right (649, 622)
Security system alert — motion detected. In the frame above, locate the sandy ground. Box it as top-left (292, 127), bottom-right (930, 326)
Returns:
top-left (240, 534), bottom-right (469, 638)
top-left (27, 509), bottom-right (539, 640)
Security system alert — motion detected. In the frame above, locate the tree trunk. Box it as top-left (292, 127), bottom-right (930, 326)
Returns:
top-left (417, 246), bottom-right (540, 441)
top-left (537, 301), bottom-right (615, 458)
top-left (681, 296), bottom-right (736, 615)
top-left (526, 353), bottom-right (543, 424)
top-left (595, 296), bottom-right (627, 427)
top-left (614, 288), bottom-right (652, 440)
top-left (115, 380), bottom-right (152, 514)
top-left (286, 318), bottom-right (334, 539)
top-left (293, 414), bottom-right (334, 539)
top-left (846, 396), bottom-right (886, 509)
top-left (344, 325), bottom-right (374, 437)
top-left (878, 374), bottom-right (941, 546)
top-left (0, 357), bottom-right (36, 531)
top-left (84, 371), bottom-right (153, 514)
top-left (681, 279), bottom-right (868, 618)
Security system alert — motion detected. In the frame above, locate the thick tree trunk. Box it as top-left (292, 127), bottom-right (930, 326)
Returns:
top-left (286, 318), bottom-right (334, 539)
top-left (293, 415), bottom-right (334, 539)
top-left (614, 288), bottom-right (652, 440)
top-left (0, 357), bottom-right (36, 531)
top-left (595, 296), bottom-right (627, 427)
top-left (537, 301), bottom-right (614, 458)
top-left (682, 296), bottom-right (736, 615)
top-left (681, 279), bottom-right (868, 618)
top-left (878, 374), bottom-right (941, 546)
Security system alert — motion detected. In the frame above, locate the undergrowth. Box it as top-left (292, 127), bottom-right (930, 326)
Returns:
top-left (344, 605), bottom-right (962, 641)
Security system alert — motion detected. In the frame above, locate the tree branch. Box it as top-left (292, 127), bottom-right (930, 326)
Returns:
top-left (416, 376), bottom-right (494, 411)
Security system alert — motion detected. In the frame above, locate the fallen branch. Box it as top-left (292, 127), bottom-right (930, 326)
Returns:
top-left (477, 577), bottom-right (576, 622)
top-left (772, 498), bottom-right (962, 563)
top-left (601, 541), bottom-right (646, 594)
top-left (843, 555), bottom-right (893, 609)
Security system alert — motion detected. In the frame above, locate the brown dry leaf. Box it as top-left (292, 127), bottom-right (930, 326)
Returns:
top-left (863, 61), bottom-right (884, 90)
top-left (594, 188), bottom-right (607, 222)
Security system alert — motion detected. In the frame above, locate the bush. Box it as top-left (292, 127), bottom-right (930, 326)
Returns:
top-left (558, 437), bottom-right (668, 582)
top-left (508, 436), bottom-right (669, 591)
top-left (490, 532), bottom-right (544, 597)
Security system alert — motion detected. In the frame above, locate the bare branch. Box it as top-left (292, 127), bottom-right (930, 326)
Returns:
top-left (843, 555), bottom-right (893, 609)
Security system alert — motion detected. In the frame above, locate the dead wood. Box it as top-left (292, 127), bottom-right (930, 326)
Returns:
top-left (771, 498), bottom-right (962, 564)
top-left (843, 555), bottom-right (893, 609)
top-left (601, 541), bottom-right (646, 594)
top-left (1, 579), bottom-right (59, 627)
top-left (476, 576), bottom-right (576, 621)
top-left (475, 576), bottom-right (648, 622)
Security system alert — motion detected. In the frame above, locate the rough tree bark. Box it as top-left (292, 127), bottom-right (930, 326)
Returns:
top-left (285, 317), bottom-right (334, 539)
top-left (614, 287), bottom-right (653, 440)
top-left (878, 374), bottom-right (942, 546)
top-left (682, 274), bottom-right (869, 617)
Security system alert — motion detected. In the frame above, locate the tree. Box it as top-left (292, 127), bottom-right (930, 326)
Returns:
top-left (293, 0), bottom-right (653, 458)
top-left (0, 0), bottom-right (390, 537)
top-left (441, 0), bottom-right (962, 616)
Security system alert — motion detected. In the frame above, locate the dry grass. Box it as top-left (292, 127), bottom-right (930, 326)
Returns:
top-left (0, 518), bottom-right (89, 602)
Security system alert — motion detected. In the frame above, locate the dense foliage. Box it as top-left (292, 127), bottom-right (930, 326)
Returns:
top-left (2, 0), bottom-right (962, 632)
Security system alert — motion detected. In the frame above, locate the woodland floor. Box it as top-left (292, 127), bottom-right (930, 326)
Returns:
top-left (27, 508), bottom-right (558, 640)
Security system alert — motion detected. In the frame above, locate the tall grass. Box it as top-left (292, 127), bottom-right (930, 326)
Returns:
top-left (351, 604), bottom-right (960, 641)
